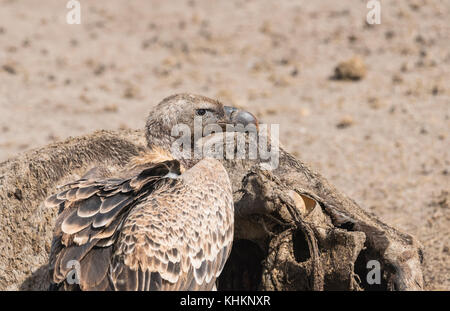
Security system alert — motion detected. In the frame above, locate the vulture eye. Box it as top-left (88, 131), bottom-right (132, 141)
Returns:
top-left (196, 109), bottom-right (207, 116)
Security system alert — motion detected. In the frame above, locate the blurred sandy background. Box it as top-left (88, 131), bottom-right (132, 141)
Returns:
top-left (0, 0), bottom-right (448, 290)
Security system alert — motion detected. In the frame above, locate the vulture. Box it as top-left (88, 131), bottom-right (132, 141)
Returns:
top-left (44, 94), bottom-right (258, 291)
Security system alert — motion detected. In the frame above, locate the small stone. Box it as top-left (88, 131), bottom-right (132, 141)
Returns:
top-left (419, 49), bottom-right (427, 58)
top-left (119, 123), bottom-right (129, 130)
top-left (368, 97), bottom-right (384, 109)
top-left (22, 39), bottom-right (30, 47)
top-left (141, 37), bottom-right (157, 49)
top-left (290, 67), bottom-right (299, 77)
top-left (336, 115), bottom-right (354, 129)
top-left (415, 35), bottom-right (426, 45)
top-left (93, 64), bottom-right (106, 76)
top-left (400, 62), bottom-right (409, 72)
top-left (268, 74), bottom-right (291, 87)
top-left (47, 133), bottom-right (60, 142)
top-left (348, 34), bottom-right (358, 43)
top-left (259, 21), bottom-right (272, 34)
top-left (277, 58), bottom-right (289, 66)
top-left (264, 108), bottom-right (277, 116)
top-left (6, 46), bottom-right (17, 53)
top-left (392, 74), bottom-right (403, 84)
top-left (2, 64), bottom-right (16, 75)
top-left (409, 1), bottom-right (421, 11)
top-left (79, 94), bottom-right (91, 104)
top-left (299, 107), bottom-right (310, 117)
top-left (123, 84), bottom-right (141, 99)
top-left (103, 104), bottom-right (118, 113)
top-left (431, 86), bottom-right (439, 96)
top-left (333, 56), bottom-right (366, 80)
top-left (385, 30), bottom-right (395, 40)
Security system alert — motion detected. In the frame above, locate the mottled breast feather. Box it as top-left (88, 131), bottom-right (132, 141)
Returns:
top-left (46, 157), bottom-right (234, 291)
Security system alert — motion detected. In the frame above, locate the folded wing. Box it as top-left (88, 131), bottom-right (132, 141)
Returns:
top-left (47, 158), bottom-right (234, 291)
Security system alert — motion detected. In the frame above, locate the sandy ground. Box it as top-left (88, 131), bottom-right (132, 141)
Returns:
top-left (0, 0), bottom-right (448, 290)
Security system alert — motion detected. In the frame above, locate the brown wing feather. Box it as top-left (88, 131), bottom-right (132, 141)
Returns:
top-left (47, 160), bottom-right (181, 290)
top-left (109, 158), bottom-right (234, 291)
top-left (48, 157), bottom-right (232, 291)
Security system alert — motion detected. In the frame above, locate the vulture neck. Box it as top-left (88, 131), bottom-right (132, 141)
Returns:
top-left (141, 144), bottom-right (201, 171)
top-left (145, 125), bottom-right (204, 170)
top-left (145, 117), bottom-right (225, 169)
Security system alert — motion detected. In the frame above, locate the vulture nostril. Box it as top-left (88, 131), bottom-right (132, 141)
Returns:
top-left (223, 106), bottom-right (258, 128)
top-left (224, 106), bottom-right (238, 119)
top-left (233, 111), bottom-right (258, 127)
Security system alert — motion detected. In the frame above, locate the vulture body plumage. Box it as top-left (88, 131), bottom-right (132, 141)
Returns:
top-left (44, 94), bottom-right (258, 291)
top-left (46, 157), bottom-right (233, 290)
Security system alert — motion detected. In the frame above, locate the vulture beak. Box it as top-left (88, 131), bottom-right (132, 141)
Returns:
top-left (224, 106), bottom-right (258, 129)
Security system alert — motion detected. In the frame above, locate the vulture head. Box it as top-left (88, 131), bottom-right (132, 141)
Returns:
top-left (144, 94), bottom-right (258, 160)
